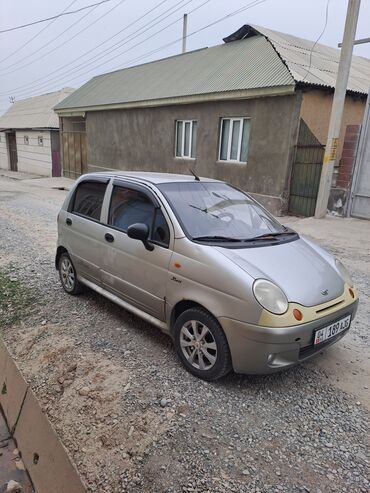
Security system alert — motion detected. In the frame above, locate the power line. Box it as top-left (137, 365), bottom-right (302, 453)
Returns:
top-left (302, 0), bottom-right (330, 82)
top-left (0, 0), bottom-right (115, 34)
top-left (0, 0), bottom-right (79, 65)
top-left (0, 0), bottom-right (171, 92)
top-left (4, 0), bottom-right (268, 101)
top-left (0, 0), bottom-right (127, 73)
top-left (60, 0), bottom-right (267, 85)
top-left (0, 0), bottom-right (193, 96)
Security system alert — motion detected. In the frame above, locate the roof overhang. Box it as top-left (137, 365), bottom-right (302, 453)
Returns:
top-left (55, 85), bottom-right (295, 116)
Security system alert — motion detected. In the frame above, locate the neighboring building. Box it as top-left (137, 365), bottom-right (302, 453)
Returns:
top-left (54, 25), bottom-right (370, 216)
top-left (0, 88), bottom-right (74, 177)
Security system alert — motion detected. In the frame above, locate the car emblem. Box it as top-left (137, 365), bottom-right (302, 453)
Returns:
top-left (321, 289), bottom-right (329, 296)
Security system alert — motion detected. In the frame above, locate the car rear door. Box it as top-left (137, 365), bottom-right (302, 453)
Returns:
top-left (100, 180), bottom-right (173, 321)
top-left (63, 177), bottom-right (110, 285)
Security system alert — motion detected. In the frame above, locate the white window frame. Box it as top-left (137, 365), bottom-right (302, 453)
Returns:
top-left (219, 117), bottom-right (250, 163)
top-left (175, 120), bottom-right (197, 159)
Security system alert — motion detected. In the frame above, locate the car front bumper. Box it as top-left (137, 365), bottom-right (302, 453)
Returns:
top-left (219, 299), bottom-right (359, 375)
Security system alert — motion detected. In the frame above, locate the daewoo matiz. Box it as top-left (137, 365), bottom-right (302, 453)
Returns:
top-left (56, 172), bottom-right (359, 380)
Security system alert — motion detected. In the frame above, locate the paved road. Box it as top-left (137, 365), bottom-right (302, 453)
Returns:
top-left (0, 175), bottom-right (369, 493)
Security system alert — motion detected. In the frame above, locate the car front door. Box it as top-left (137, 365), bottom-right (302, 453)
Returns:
top-left (100, 180), bottom-right (173, 321)
top-left (63, 178), bottom-right (109, 284)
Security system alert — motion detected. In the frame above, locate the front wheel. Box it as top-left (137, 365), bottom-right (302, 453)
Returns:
top-left (58, 252), bottom-right (83, 295)
top-left (173, 307), bottom-right (232, 380)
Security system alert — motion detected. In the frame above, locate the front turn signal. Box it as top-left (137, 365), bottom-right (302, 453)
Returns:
top-left (293, 309), bottom-right (303, 321)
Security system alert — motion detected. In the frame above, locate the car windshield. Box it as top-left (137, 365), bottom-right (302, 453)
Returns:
top-left (158, 181), bottom-right (286, 241)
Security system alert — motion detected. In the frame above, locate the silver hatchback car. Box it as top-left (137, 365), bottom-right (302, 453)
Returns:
top-left (56, 172), bottom-right (358, 380)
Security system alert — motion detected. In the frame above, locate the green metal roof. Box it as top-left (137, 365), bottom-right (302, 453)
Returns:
top-left (55, 34), bottom-right (294, 113)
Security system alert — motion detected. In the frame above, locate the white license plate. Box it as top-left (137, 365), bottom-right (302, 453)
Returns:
top-left (314, 315), bottom-right (351, 345)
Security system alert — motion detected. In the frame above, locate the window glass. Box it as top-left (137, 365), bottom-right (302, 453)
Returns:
top-left (191, 121), bottom-right (197, 158)
top-left (175, 120), bottom-right (197, 158)
top-left (158, 181), bottom-right (285, 240)
top-left (220, 119), bottom-right (230, 160)
top-left (72, 181), bottom-right (107, 220)
top-left (108, 186), bottom-right (170, 247)
top-left (230, 120), bottom-right (240, 160)
top-left (176, 121), bottom-right (183, 157)
top-left (240, 120), bottom-right (251, 162)
top-left (219, 118), bottom-right (250, 162)
top-left (152, 209), bottom-right (170, 246)
top-left (109, 186), bottom-right (155, 231)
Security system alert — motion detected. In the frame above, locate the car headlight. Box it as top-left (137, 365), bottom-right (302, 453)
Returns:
top-left (253, 279), bottom-right (288, 315)
top-left (335, 259), bottom-right (353, 287)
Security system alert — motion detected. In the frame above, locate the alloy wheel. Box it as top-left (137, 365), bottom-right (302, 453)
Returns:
top-left (179, 320), bottom-right (217, 370)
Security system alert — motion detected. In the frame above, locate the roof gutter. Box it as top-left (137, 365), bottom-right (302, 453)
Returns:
top-left (54, 85), bottom-right (295, 116)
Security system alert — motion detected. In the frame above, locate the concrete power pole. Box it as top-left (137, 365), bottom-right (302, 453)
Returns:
top-left (314, 0), bottom-right (361, 218)
top-left (182, 13), bottom-right (188, 54)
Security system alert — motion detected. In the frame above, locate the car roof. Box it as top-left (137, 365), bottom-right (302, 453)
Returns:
top-left (84, 171), bottom-right (221, 185)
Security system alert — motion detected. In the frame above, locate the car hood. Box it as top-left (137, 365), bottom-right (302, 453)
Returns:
top-left (216, 237), bottom-right (344, 307)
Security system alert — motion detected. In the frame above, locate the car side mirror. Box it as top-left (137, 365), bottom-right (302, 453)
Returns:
top-left (127, 223), bottom-right (154, 251)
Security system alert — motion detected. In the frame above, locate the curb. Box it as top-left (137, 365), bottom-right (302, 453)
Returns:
top-left (0, 338), bottom-right (87, 493)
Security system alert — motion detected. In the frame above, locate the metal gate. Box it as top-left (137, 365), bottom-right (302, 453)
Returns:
top-left (289, 119), bottom-right (324, 217)
top-left (348, 90), bottom-right (370, 219)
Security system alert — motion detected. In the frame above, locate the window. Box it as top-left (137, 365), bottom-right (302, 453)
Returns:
top-left (108, 186), bottom-right (170, 247)
top-left (219, 118), bottom-right (251, 163)
top-left (72, 181), bottom-right (107, 221)
top-left (175, 120), bottom-right (197, 158)
top-left (38, 136), bottom-right (43, 146)
top-left (24, 136), bottom-right (29, 145)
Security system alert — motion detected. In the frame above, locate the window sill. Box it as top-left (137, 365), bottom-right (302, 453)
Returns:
top-left (175, 156), bottom-right (196, 161)
top-left (216, 160), bottom-right (247, 165)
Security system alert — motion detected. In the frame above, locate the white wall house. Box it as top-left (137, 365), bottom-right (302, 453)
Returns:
top-left (0, 88), bottom-right (74, 177)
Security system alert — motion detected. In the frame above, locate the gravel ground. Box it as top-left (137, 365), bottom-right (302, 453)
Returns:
top-left (0, 176), bottom-right (369, 493)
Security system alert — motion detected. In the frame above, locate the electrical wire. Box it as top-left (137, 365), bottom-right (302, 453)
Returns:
top-left (301, 0), bottom-right (330, 82)
top-left (0, 0), bottom-right (187, 86)
top-left (0, 0), bottom-right (115, 33)
top-left (3, 0), bottom-right (267, 101)
top-left (0, 0), bottom-right (127, 74)
top-left (0, 0), bottom-right (79, 65)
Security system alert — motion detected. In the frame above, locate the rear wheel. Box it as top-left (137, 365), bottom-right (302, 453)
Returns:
top-left (58, 252), bottom-right (82, 295)
top-left (173, 307), bottom-right (232, 380)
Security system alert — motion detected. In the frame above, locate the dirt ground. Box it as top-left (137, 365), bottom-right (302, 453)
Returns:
top-left (0, 175), bottom-right (369, 493)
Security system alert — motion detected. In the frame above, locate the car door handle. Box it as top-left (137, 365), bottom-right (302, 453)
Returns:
top-left (66, 218), bottom-right (72, 226)
top-left (105, 233), bottom-right (114, 243)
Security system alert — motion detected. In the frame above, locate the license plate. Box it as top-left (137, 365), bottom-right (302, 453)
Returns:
top-left (314, 315), bottom-right (351, 345)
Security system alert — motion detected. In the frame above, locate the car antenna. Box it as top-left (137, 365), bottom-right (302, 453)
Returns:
top-left (189, 168), bottom-right (200, 181)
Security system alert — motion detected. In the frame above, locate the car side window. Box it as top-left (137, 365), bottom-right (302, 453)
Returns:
top-left (108, 185), bottom-right (170, 247)
top-left (152, 208), bottom-right (170, 246)
top-left (72, 181), bottom-right (107, 221)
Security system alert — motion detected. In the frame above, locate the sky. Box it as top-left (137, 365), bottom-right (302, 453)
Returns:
top-left (0, 0), bottom-right (369, 114)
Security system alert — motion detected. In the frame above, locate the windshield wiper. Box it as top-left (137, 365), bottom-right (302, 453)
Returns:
top-left (246, 231), bottom-right (297, 241)
top-left (192, 235), bottom-right (241, 242)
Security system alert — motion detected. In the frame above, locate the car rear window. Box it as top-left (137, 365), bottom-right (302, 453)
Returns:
top-left (72, 181), bottom-right (107, 221)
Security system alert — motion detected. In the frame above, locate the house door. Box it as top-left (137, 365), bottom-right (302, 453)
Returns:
top-left (51, 130), bottom-right (61, 177)
top-left (288, 120), bottom-right (324, 217)
top-left (7, 132), bottom-right (18, 171)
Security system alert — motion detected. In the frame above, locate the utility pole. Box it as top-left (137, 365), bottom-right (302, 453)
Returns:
top-left (314, 0), bottom-right (361, 218)
top-left (182, 13), bottom-right (188, 54)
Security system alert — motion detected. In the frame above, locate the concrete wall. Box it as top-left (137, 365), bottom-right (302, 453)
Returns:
top-left (300, 89), bottom-right (366, 162)
top-left (0, 132), bottom-right (10, 170)
top-left (84, 94), bottom-right (301, 215)
top-left (16, 129), bottom-right (52, 176)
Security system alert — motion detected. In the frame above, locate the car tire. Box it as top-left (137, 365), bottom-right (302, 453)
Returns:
top-left (58, 252), bottom-right (83, 295)
top-left (173, 307), bottom-right (232, 380)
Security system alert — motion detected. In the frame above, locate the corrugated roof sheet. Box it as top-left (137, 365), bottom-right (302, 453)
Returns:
top-left (237, 25), bottom-right (370, 95)
top-left (55, 35), bottom-right (294, 111)
top-left (0, 88), bottom-right (75, 129)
